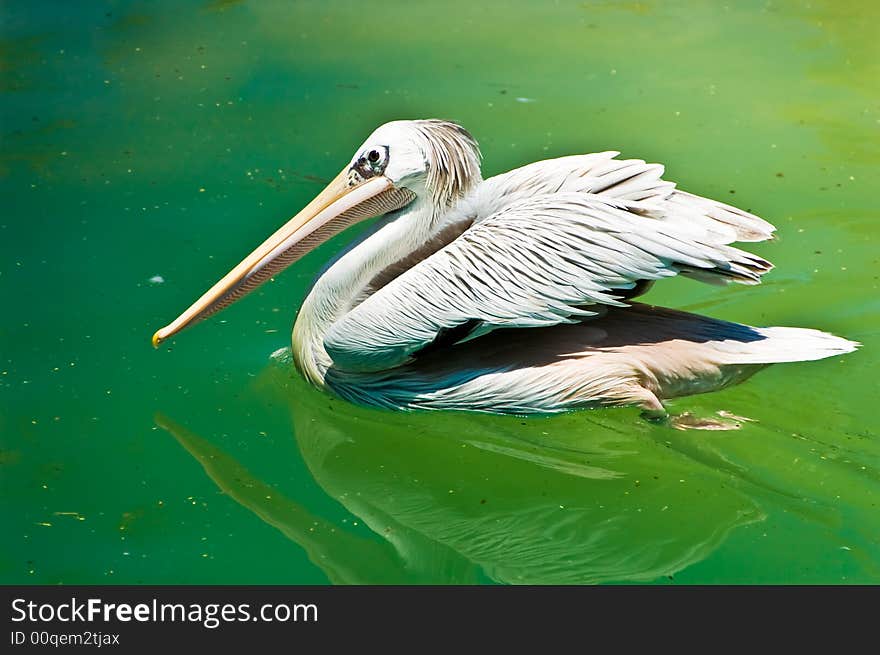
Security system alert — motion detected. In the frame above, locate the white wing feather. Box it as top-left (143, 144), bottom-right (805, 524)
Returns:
top-left (324, 154), bottom-right (775, 372)
top-left (467, 152), bottom-right (774, 242)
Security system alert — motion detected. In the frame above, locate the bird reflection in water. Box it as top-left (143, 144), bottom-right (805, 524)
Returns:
top-left (156, 367), bottom-right (768, 584)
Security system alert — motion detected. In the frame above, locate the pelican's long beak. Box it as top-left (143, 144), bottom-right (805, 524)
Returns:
top-left (152, 169), bottom-right (414, 347)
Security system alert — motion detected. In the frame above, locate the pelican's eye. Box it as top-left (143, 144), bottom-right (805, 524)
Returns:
top-left (352, 145), bottom-right (388, 182)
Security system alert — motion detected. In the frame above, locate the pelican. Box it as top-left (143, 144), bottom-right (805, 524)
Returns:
top-left (152, 119), bottom-right (857, 417)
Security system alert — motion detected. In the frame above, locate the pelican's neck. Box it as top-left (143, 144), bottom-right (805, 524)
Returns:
top-left (292, 198), bottom-right (439, 385)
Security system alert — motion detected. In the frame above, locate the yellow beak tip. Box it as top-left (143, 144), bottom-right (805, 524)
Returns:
top-left (151, 331), bottom-right (163, 348)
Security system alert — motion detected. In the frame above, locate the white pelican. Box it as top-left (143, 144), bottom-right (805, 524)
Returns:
top-left (152, 119), bottom-right (857, 417)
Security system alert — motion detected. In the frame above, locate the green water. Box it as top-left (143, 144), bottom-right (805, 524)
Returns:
top-left (2, 0), bottom-right (878, 585)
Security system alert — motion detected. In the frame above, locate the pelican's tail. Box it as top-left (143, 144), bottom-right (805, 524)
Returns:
top-left (719, 325), bottom-right (860, 365)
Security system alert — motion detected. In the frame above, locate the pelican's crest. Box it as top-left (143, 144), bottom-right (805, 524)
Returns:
top-left (411, 119), bottom-right (482, 208)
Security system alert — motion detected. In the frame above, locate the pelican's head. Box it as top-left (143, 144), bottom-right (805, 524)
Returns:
top-left (352, 119), bottom-right (481, 209)
top-left (151, 119), bottom-right (481, 347)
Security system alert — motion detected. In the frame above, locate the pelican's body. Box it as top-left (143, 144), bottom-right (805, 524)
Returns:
top-left (154, 120), bottom-right (857, 417)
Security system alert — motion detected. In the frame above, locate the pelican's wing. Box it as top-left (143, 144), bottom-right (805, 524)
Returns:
top-left (468, 152), bottom-right (775, 242)
top-left (324, 155), bottom-right (775, 372)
